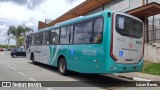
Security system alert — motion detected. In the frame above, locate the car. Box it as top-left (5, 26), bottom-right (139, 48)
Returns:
top-left (10, 48), bottom-right (26, 58)
top-left (8, 48), bottom-right (12, 51)
top-left (3, 48), bottom-right (7, 51)
top-left (0, 48), bottom-right (3, 51)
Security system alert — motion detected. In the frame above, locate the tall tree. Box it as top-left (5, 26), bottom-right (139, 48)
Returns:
top-left (21, 25), bottom-right (33, 48)
top-left (7, 25), bottom-right (33, 48)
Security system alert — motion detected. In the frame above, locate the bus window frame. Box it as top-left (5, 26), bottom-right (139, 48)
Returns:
top-left (92, 17), bottom-right (104, 44)
top-left (50, 28), bottom-right (60, 45)
top-left (72, 16), bottom-right (104, 45)
top-left (60, 26), bottom-right (71, 45)
top-left (115, 14), bottom-right (143, 39)
top-left (29, 15), bottom-right (104, 46)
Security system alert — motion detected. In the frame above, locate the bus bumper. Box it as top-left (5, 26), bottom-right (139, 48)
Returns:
top-left (105, 58), bottom-right (144, 74)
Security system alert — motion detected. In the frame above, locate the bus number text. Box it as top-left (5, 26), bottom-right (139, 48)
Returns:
top-left (82, 50), bottom-right (97, 56)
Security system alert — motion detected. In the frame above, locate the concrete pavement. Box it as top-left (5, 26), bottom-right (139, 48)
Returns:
top-left (114, 72), bottom-right (160, 81)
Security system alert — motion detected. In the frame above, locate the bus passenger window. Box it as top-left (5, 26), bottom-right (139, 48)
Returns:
top-left (31, 34), bottom-right (35, 45)
top-left (60, 26), bottom-right (69, 44)
top-left (73, 21), bottom-right (92, 44)
top-left (46, 31), bottom-right (50, 44)
top-left (50, 29), bottom-right (59, 44)
top-left (69, 25), bottom-right (73, 44)
top-left (93, 17), bottom-right (103, 43)
top-left (42, 32), bottom-right (46, 45)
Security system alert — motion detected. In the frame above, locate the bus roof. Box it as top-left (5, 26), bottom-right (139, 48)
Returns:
top-left (32, 10), bottom-right (112, 34)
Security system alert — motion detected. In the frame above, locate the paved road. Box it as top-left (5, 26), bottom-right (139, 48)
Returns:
top-left (0, 51), bottom-right (159, 90)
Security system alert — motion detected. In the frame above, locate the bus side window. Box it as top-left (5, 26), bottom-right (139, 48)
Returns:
top-left (69, 25), bottom-right (73, 44)
top-left (73, 23), bottom-right (83, 44)
top-left (51, 29), bottom-right (59, 44)
top-left (35, 33), bottom-right (39, 45)
top-left (31, 34), bottom-right (35, 45)
top-left (42, 31), bottom-right (50, 45)
top-left (39, 32), bottom-right (43, 45)
top-left (93, 17), bottom-right (103, 43)
top-left (42, 32), bottom-right (46, 45)
top-left (46, 31), bottom-right (50, 44)
top-left (60, 26), bottom-right (69, 44)
top-left (83, 20), bottom-right (92, 43)
top-left (35, 33), bottom-right (42, 45)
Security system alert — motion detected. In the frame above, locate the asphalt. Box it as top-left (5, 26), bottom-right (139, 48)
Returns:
top-left (0, 51), bottom-right (160, 90)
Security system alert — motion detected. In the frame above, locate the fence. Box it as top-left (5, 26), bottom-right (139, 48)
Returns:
top-left (145, 19), bottom-right (160, 43)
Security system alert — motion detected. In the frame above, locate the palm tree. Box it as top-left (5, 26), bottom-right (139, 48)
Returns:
top-left (7, 26), bottom-right (18, 48)
top-left (7, 25), bottom-right (33, 48)
top-left (21, 25), bottom-right (33, 48)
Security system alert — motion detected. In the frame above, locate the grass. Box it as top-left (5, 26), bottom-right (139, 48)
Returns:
top-left (143, 61), bottom-right (160, 76)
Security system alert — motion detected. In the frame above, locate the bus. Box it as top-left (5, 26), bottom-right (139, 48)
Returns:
top-left (26, 10), bottom-right (144, 75)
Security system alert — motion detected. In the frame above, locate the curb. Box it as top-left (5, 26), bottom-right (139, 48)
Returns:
top-left (113, 74), bottom-right (151, 81)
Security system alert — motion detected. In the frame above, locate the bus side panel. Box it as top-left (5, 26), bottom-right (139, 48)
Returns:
top-left (48, 45), bottom-right (59, 67)
top-left (78, 44), bottom-right (106, 73)
top-left (40, 45), bottom-right (50, 64)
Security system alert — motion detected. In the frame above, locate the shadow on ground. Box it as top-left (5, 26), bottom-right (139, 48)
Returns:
top-left (28, 62), bottom-right (133, 88)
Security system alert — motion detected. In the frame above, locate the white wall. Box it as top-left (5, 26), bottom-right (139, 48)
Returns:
top-left (87, 0), bottom-right (143, 15)
top-left (144, 43), bottom-right (160, 63)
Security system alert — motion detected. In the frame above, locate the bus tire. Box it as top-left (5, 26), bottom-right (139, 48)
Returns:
top-left (58, 58), bottom-right (67, 75)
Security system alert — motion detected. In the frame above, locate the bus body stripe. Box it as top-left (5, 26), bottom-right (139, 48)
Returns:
top-left (50, 46), bottom-right (55, 64)
top-left (50, 45), bottom-right (61, 65)
top-left (48, 45), bottom-right (52, 64)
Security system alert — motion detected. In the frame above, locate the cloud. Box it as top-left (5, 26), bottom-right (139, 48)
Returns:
top-left (0, 0), bottom-right (45, 9)
top-left (0, 0), bottom-right (86, 45)
top-left (65, 0), bottom-right (77, 3)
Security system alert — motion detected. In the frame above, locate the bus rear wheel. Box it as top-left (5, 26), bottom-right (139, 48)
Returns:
top-left (58, 58), bottom-right (67, 75)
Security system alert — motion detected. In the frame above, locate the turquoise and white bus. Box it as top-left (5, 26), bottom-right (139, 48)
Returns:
top-left (26, 10), bottom-right (144, 75)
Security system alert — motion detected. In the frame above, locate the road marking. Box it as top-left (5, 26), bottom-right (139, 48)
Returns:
top-left (19, 72), bottom-right (25, 76)
top-left (133, 77), bottom-right (151, 81)
top-left (29, 78), bottom-right (36, 81)
top-left (47, 87), bottom-right (53, 90)
top-left (10, 67), bottom-right (17, 71)
top-left (7, 64), bottom-right (10, 67)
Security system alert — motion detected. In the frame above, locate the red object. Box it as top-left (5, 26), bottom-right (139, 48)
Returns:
top-left (0, 48), bottom-right (3, 51)
top-left (110, 13), bottom-right (118, 61)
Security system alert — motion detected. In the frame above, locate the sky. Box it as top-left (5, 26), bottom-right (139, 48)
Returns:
top-left (0, 0), bottom-right (85, 45)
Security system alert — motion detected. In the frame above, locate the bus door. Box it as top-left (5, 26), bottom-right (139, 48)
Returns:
top-left (41, 31), bottom-right (50, 64)
top-left (34, 33), bottom-right (42, 62)
top-left (67, 26), bottom-right (79, 71)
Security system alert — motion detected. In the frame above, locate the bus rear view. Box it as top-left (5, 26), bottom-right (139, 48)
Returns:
top-left (107, 12), bottom-right (144, 73)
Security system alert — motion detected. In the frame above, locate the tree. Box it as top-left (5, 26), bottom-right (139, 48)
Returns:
top-left (7, 25), bottom-right (33, 48)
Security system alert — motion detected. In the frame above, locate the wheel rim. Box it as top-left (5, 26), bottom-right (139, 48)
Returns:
top-left (60, 61), bottom-right (65, 73)
top-left (13, 55), bottom-right (16, 58)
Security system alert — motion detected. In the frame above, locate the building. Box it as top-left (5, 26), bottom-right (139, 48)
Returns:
top-left (39, 0), bottom-right (160, 63)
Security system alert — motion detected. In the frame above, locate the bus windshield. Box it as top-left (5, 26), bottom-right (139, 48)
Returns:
top-left (116, 14), bottom-right (143, 38)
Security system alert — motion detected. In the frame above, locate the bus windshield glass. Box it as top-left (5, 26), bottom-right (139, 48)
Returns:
top-left (116, 14), bottom-right (143, 38)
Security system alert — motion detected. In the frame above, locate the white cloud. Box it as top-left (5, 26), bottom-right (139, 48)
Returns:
top-left (0, 0), bottom-right (85, 45)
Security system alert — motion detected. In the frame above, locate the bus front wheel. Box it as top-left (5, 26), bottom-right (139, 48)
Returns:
top-left (58, 58), bottom-right (67, 75)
